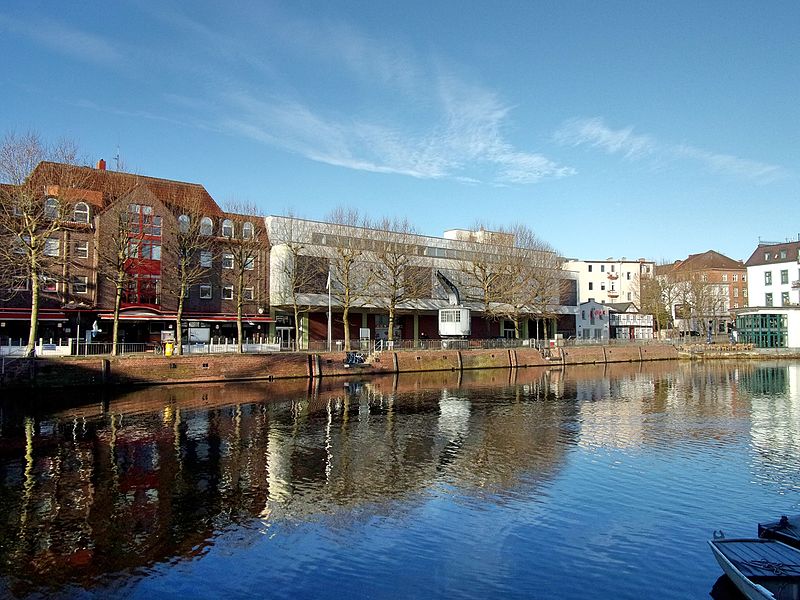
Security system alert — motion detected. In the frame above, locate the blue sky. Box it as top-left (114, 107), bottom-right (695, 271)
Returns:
top-left (1, 1), bottom-right (797, 263)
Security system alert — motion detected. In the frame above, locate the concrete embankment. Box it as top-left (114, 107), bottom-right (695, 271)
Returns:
top-left (0, 345), bottom-right (684, 389)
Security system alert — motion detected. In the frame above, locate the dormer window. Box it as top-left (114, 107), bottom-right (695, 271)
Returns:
top-left (222, 219), bottom-right (234, 238)
top-left (178, 214), bottom-right (190, 233)
top-left (242, 222), bottom-right (254, 240)
top-left (44, 197), bottom-right (59, 219)
top-left (72, 201), bottom-right (90, 223)
top-left (200, 217), bottom-right (213, 236)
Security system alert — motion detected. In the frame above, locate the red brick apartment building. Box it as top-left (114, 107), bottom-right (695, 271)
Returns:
top-left (0, 161), bottom-right (272, 345)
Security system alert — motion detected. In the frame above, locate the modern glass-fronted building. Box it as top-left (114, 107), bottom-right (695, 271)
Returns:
top-left (735, 307), bottom-right (800, 348)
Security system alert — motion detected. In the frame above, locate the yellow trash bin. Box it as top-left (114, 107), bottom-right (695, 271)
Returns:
top-left (164, 342), bottom-right (174, 357)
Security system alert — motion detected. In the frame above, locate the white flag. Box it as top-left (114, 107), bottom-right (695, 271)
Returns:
top-left (326, 269), bottom-right (331, 290)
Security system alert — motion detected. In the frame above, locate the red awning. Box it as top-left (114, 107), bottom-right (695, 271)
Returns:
top-left (0, 310), bottom-right (68, 321)
top-left (97, 310), bottom-right (273, 323)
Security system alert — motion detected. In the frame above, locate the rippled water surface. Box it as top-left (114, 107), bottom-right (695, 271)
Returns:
top-left (2, 361), bottom-right (800, 599)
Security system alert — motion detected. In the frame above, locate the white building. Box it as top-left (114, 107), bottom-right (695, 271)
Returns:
top-left (576, 300), bottom-right (610, 341)
top-left (562, 258), bottom-right (655, 305)
top-left (745, 240), bottom-right (800, 308)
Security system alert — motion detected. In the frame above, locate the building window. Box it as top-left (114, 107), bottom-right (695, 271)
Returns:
top-left (781, 270), bottom-right (789, 284)
top-left (222, 253), bottom-right (234, 269)
top-left (127, 204), bottom-right (162, 237)
top-left (40, 275), bottom-right (57, 293)
top-left (222, 219), bottom-right (234, 238)
top-left (765, 293), bottom-right (773, 306)
top-left (588, 265), bottom-right (593, 272)
top-left (610, 264), bottom-right (615, 272)
top-left (627, 272), bottom-right (631, 280)
top-left (600, 265), bottom-right (605, 273)
top-left (733, 274), bottom-right (738, 282)
top-left (178, 215), bottom-right (190, 233)
top-left (780, 250), bottom-right (787, 259)
top-left (200, 217), bottom-right (213, 236)
top-left (764, 252), bottom-right (770, 261)
top-left (600, 283), bottom-right (606, 291)
top-left (11, 277), bottom-right (28, 291)
top-left (701, 274), bottom-right (708, 282)
top-left (242, 222), bottom-right (254, 240)
top-left (200, 251), bottom-right (212, 268)
top-left (765, 271), bottom-right (772, 285)
top-left (627, 292), bottom-right (632, 300)
top-left (243, 287), bottom-right (254, 301)
top-left (72, 276), bottom-right (88, 294)
top-left (127, 240), bottom-right (161, 260)
top-left (74, 240), bottom-right (89, 259)
top-left (44, 238), bottom-right (60, 257)
top-left (72, 202), bottom-right (90, 223)
top-left (742, 275), bottom-right (747, 282)
top-left (199, 285), bottom-right (212, 299)
top-left (734, 288), bottom-right (739, 297)
top-left (244, 257), bottom-right (254, 270)
top-left (743, 288), bottom-right (748, 297)
top-left (781, 292), bottom-right (790, 305)
top-left (222, 285), bottom-right (234, 300)
top-left (124, 274), bottom-right (160, 305)
top-left (44, 197), bottom-right (59, 219)
top-left (722, 274), bottom-right (728, 282)
top-left (588, 282), bottom-right (593, 291)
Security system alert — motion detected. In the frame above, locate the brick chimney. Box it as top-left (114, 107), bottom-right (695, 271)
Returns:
top-left (96, 159), bottom-right (106, 170)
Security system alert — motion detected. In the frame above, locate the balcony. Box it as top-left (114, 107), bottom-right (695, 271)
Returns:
top-left (607, 290), bottom-right (619, 298)
top-left (792, 280), bottom-right (800, 289)
top-left (607, 272), bottom-right (619, 280)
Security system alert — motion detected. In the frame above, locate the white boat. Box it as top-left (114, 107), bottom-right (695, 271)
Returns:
top-left (709, 538), bottom-right (800, 600)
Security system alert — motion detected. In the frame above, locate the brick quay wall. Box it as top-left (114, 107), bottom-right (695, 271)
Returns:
top-left (0, 345), bottom-right (684, 389)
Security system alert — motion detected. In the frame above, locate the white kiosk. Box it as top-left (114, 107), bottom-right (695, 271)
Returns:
top-left (436, 271), bottom-right (471, 338)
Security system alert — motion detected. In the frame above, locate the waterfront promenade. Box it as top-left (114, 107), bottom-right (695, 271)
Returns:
top-left (3, 341), bottom-right (798, 390)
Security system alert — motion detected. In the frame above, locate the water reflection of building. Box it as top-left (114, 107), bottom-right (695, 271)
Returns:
top-left (0, 370), bottom-right (575, 594)
top-left (746, 364), bottom-right (800, 492)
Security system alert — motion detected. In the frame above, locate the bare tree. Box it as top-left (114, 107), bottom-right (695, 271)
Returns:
top-left (269, 214), bottom-right (326, 350)
top-left (220, 202), bottom-right (268, 353)
top-left (457, 225), bottom-right (509, 337)
top-left (95, 183), bottom-right (145, 355)
top-left (636, 263), bottom-right (678, 335)
top-left (367, 217), bottom-right (427, 343)
top-left (0, 131), bottom-right (84, 356)
top-left (326, 207), bottom-right (373, 349)
top-left (500, 225), bottom-right (562, 340)
top-left (163, 192), bottom-right (216, 355)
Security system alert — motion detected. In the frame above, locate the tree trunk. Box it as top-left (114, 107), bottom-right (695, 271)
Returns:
top-left (25, 269), bottom-right (40, 357)
top-left (388, 305), bottom-right (395, 342)
top-left (292, 304), bottom-right (302, 350)
top-left (236, 273), bottom-right (244, 353)
top-left (176, 282), bottom-right (185, 356)
top-left (111, 274), bottom-right (124, 357)
top-left (342, 306), bottom-right (350, 349)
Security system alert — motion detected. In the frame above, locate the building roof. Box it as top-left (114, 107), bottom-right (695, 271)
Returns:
top-left (666, 250), bottom-right (744, 273)
top-left (745, 240), bottom-right (800, 267)
top-left (26, 161), bottom-right (224, 216)
top-left (606, 302), bottom-right (639, 313)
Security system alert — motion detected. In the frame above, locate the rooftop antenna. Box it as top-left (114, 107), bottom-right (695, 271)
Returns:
top-left (114, 145), bottom-right (121, 171)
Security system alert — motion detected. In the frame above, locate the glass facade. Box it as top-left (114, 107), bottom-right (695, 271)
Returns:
top-left (736, 313), bottom-right (787, 348)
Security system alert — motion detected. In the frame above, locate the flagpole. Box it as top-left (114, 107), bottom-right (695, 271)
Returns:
top-left (327, 268), bottom-right (332, 352)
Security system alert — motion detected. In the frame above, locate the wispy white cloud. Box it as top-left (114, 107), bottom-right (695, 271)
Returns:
top-left (0, 14), bottom-right (121, 66)
top-left (554, 116), bottom-right (786, 183)
top-left (221, 80), bottom-right (574, 185)
top-left (673, 144), bottom-right (785, 183)
top-left (554, 117), bottom-right (655, 159)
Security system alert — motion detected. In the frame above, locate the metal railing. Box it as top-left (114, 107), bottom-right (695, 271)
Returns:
top-left (1, 334), bottom-right (677, 358)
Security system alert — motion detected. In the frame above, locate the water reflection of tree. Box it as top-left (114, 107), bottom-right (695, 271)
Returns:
top-left (0, 361), bottom-right (779, 594)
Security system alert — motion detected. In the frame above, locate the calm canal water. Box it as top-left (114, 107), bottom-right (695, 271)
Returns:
top-left (2, 361), bottom-right (800, 599)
